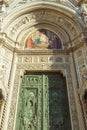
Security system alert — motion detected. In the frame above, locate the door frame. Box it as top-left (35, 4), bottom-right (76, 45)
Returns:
top-left (15, 72), bottom-right (72, 130)
top-left (6, 53), bottom-right (79, 130)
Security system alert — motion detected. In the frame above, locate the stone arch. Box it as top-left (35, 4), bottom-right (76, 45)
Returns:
top-left (17, 23), bottom-right (69, 49)
top-left (2, 2), bottom-right (84, 49)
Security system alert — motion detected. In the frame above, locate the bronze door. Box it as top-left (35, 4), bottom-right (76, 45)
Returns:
top-left (15, 72), bottom-right (71, 130)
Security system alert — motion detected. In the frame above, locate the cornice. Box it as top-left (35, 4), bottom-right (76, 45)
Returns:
top-left (16, 49), bottom-right (68, 56)
top-left (0, 38), bottom-right (85, 55)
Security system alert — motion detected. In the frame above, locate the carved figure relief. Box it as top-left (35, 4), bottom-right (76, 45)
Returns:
top-left (24, 57), bottom-right (32, 62)
top-left (16, 88), bottom-right (37, 130)
top-left (23, 91), bottom-right (37, 130)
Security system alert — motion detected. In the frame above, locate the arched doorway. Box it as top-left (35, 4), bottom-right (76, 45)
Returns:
top-left (15, 72), bottom-right (71, 130)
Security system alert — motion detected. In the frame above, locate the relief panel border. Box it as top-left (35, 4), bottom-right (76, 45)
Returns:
top-left (7, 62), bottom-right (79, 130)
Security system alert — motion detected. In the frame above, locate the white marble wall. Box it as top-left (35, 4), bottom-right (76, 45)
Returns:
top-left (0, 46), bottom-right (13, 97)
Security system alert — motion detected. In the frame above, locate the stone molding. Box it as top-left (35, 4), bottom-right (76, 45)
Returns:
top-left (2, 2), bottom-right (84, 50)
top-left (4, 54), bottom-right (80, 130)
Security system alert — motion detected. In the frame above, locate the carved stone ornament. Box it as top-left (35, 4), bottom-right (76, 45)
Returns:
top-left (6, 59), bottom-right (80, 130)
top-left (81, 4), bottom-right (87, 26)
top-left (80, 69), bottom-right (87, 88)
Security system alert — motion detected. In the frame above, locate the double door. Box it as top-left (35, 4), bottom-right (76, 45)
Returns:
top-left (15, 72), bottom-right (71, 130)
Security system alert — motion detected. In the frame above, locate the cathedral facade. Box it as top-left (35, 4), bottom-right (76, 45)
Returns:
top-left (0, 0), bottom-right (87, 130)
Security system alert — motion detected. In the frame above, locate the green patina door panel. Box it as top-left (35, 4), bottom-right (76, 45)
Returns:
top-left (15, 72), bottom-right (71, 130)
top-left (15, 74), bottom-right (43, 130)
top-left (48, 73), bottom-right (71, 130)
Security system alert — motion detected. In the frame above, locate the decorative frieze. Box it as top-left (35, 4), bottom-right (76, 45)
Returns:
top-left (39, 56), bottom-right (48, 63)
top-left (23, 56), bottom-right (32, 63)
top-left (18, 55), bottom-right (68, 64)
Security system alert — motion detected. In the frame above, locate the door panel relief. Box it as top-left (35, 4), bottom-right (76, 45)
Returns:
top-left (15, 75), bottom-right (43, 130)
top-left (15, 73), bottom-right (71, 130)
